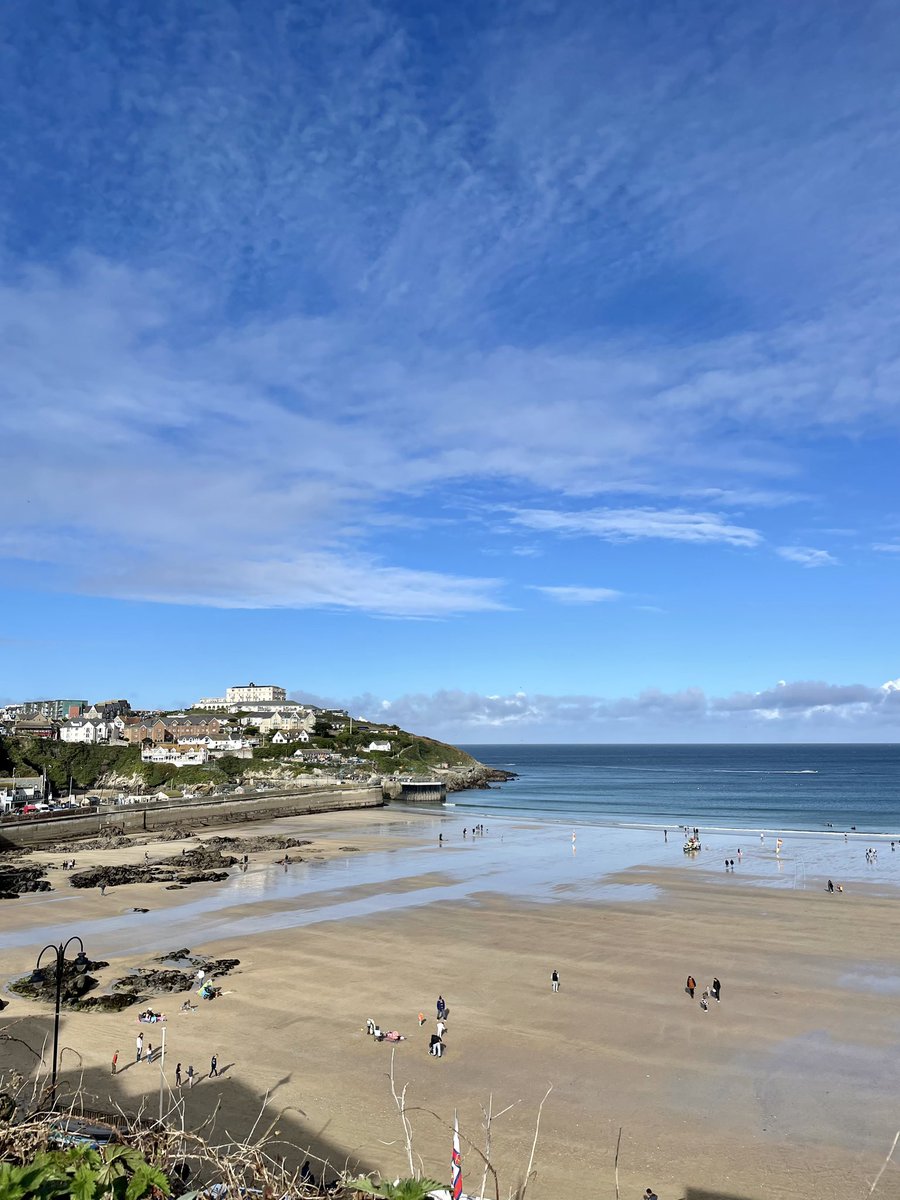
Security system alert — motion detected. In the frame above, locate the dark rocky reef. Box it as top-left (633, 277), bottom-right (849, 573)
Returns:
top-left (0, 862), bottom-right (51, 900)
top-left (445, 764), bottom-right (517, 792)
top-left (201, 834), bottom-right (312, 852)
top-left (70, 846), bottom-right (237, 890)
top-left (113, 949), bottom-right (240, 998)
top-left (9, 956), bottom-right (110, 1008)
top-left (9, 948), bottom-right (240, 1013)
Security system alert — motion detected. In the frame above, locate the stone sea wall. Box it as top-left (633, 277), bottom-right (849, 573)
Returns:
top-left (0, 786), bottom-right (384, 849)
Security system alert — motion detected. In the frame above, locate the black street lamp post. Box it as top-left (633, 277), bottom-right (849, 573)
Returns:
top-left (31, 937), bottom-right (89, 1095)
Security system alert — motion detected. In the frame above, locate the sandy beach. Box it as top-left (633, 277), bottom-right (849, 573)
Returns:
top-left (2, 807), bottom-right (900, 1199)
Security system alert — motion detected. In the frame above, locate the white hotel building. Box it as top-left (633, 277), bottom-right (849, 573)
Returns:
top-left (193, 683), bottom-right (288, 710)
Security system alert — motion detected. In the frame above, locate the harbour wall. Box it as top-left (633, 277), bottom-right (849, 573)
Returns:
top-left (0, 786), bottom-right (385, 849)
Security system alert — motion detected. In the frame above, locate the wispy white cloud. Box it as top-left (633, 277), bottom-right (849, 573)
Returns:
top-left (531, 585), bottom-right (622, 605)
top-left (510, 507), bottom-right (762, 547)
top-left (3, 1), bottom-right (900, 618)
top-left (776, 546), bottom-right (837, 568)
top-left (872, 543), bottom-right (900, 554)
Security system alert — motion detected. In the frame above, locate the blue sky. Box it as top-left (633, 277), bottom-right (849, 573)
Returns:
top-left (2, 0), bottom-right (900, 742)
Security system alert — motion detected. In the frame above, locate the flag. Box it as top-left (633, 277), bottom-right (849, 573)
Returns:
top-left (451, 1110), bottom-right (462, 1200)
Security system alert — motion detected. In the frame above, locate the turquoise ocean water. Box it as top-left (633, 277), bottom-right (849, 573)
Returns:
top-left (457, 743), bottom-right (900, 834)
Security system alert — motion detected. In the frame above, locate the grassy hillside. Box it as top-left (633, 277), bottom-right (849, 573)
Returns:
top-left (0, 727), bottom-right (477, 793)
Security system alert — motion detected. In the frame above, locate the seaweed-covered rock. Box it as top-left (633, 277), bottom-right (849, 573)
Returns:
top-left (77, 992), bottom-right (140, 1012)
top-left (9, 956), bottom-right (110, 1009)
top-left (70, 865), bottom-right (159, 888)
top-left (0, 864), bottom-right (51, 899)
top-left (201, 834), bottom-right (312, 852)
top-left (168, 847), bottom-right (238, 870)
top-left (70, 849), bottom-right (235, 890)
top-left (11, 947), bottom-right (240, 1014)
top-left (113, 951), bottom-right (240, 999)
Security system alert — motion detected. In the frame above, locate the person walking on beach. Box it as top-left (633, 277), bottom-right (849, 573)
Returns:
top-left (551, 969), bottom-right (560, 992)
top-left (100, 883), bottom-right (106, 897)
top-left (145, 1043), bottom-right (153, 1065)
top-left (111, 1051), bottom-right (118, 1075)
top-left (136, 1033), bottom-right (143, 1063)
top-left (700, 993), bottom-right (709, 1012)
top-left (712, 977), bottom-right (721, 1003)
top-left (686, 975), bottom-right (696, 999)
top-left (175, 1062), bottom-right (182, 1088)
top-left (209, 1054), bottom-right (218, 1078)
top-left (436, 994), bottom-right (446, 1019)
top-left (429, 1032), bottom-right (444, 1057)
top-left (187, 1064), bottom-right (194, 1088)
top-left (436, 1018), bottom-right (446, 1039)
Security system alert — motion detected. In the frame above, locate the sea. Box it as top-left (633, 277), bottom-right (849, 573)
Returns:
top-left (457, 743), bottom-right (900, 835)
top-left (2, 743), bottom-right (899, 956)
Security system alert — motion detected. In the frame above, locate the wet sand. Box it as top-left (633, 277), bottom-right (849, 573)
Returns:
top-left (2, 808), bottom-right (900, 1199)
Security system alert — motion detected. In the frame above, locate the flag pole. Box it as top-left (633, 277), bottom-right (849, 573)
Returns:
top-left (451, 1109), bottom-right (463, 1200)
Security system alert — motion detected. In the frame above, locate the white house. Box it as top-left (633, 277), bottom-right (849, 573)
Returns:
top-left (141, 746), bottom-right (209, 766)
top-left (59, 717), bottom-right (116, 744)
top-left (365, 740), bottom-right (392, 753)
top-left (270, 729), bottom-right (309, 745)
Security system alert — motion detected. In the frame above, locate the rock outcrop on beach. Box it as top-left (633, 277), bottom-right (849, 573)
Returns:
top-left (445, 763), bottom-right (517, 792)
top-left (0, 860), bottom-right (51, 900)
top-left (70, 846), bottom-right (237, 890)
top-left (201, 833), bottom-right (312, 853)
top-left (9, 948), bottom-right (241, 1013)
top-left (112, 950), bottom-right (240, 999)
top-left (9, 956), bottom-right (110, 1008)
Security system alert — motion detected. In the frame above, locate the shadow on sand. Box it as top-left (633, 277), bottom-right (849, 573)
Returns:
top-left (0, 1010), bottom-right (376, 1188)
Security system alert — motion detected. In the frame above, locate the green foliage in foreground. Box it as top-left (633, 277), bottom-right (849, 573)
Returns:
top-left (0, 1145), bottom-right (171, 1200)
top-left (348, 1176), bottom-right (442, 1200)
